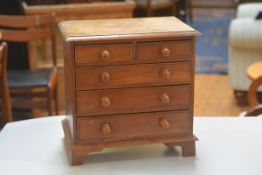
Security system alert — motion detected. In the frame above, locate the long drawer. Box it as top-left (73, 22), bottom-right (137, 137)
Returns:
top-left (76, 85), bottom-right (191, 116)
top-left (76, 62), bottom-right (192, 90)
top-left (77, 110), bottom-right (192, 144)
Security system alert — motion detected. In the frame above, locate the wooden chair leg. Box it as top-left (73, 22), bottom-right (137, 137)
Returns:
top-left (172, 2), bottom-right (177, 17)
top-left (47, 89), bottom-right (53, 116)
top-left (1, 80), bottom-right (13, 123)
top-left (187, 0), bottom-right (193, 22)
top-left (54, 85), bottom-right (59, 115)
top-left (146, 0), bottom-right (152, 16)
top-left (248, 76), bottom-right (262, 108)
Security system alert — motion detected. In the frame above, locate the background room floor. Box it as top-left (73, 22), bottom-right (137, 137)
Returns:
top-left (194, 74), bottom-right (248, 116)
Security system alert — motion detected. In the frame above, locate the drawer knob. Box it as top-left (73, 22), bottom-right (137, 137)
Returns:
top-left (161, 93), bottom-right (170, 104)
top-left (101, 71), bottom-right (111, 82)
top-left (161, 68), bottom-right (171, 79)
top-left (102, 123), bottom-right (111, 134)
top-left (159, 118), bottom-right (170, 129)
top-left (101, 97), bottom-right (111, 107)
top-left (101, 50), bottom-right (110, 60)
top-left (161, 47), bottom-right (171, 57)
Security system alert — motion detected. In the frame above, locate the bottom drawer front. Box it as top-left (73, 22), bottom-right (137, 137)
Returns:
top-left (77, 111), bottom-right (191, 144)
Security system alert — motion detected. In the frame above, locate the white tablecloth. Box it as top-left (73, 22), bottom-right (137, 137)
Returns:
top-left (0, 116), bottom-right (262, 175)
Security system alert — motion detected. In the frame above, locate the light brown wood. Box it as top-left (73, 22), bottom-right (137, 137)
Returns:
top-left (194, 74), bottom-right (249, 116)
top-left (247, 76), bottom-right (262, 108)
top-left (75, 62), bottom-right (192, 90)
top-left (247, 62), bottom-right (262, 108)
top-left (101, 123), bottom-right (112, 135)
top-left (159, 118), bottom-right (170, 129)
top-left (60, 17), bottom-right (199, 41)
top-left (60, 17), bottom-right (198, 165)
top-left (247, 62), bottom-right (262, 81)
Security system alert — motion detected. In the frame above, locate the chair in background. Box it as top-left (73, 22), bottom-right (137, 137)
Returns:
top-left (228, 2), bottom-right (262, 105)
top-left (246, 62), bottom-right (262, 115)
top-left (135, 0), bottom-right (193, 22)
top-left (0, 42), bottom-right (13, 127)
top-left (0, 14), bottom-right (59, 116)
top-left (136, 0), bottom-right (175, 17)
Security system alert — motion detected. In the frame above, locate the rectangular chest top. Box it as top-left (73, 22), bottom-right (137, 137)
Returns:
top-left (59, 17), bottom-right (200, 42)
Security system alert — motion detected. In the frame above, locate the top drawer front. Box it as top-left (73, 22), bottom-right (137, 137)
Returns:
top-left (136, 40), bottom-right (192, 62)
top-left (75, 43), bottom-right (132, 65)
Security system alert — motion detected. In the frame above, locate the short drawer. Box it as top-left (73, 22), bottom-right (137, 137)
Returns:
top-left (77, 110), bottom-right (192, 143)
top-left (76, 85), bottom-right (191, 116)
top-left (75, 43), bottom-right (132, 65)
top-left (76, 62), bottom-right (192, 90)
top-left (136, 40), bottom-right (192, 62)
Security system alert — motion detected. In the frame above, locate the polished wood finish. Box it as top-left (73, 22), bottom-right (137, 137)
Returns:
top-left (136, 40), bottom-right (192, 62)
top-left (76, 85), bottom-right (191, 116)
top-left (0, 42), bottom-right (13, 128)
top-left (0, 14), bottom-right (59, 116)
top-left (59, 17), bottom-right (199, 165)
top-left (61, 17), bottom-right (198, 39)
top-left (77, 111), bottom-right (191, 143)
top-left (76, 62), bottom-right (192, 90)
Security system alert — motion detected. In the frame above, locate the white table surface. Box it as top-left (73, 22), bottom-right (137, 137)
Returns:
top-left (0, 116), bottom-right (262, 175)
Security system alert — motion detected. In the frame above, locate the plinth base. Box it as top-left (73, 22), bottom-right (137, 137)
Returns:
top-left (62, 119), bottom-right (197, 166)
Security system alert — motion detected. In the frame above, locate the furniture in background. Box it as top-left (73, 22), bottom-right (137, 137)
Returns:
top-left (0, 0), bottom-right (29, 70)
top-left (21, 1), bottom-right (135, 113)
top-left (1, 116), bottom-right (262, 174)
top-left (0, 14), bottom-right (59, 116)
top-left (21, 0), bottom-right (135, 70)
top-left (0, 42), bottom-right (13, 128)
top-left (135, 0), bottom-right (175, 16)
top-left (247, 61), bottom-right (262, 107)
top-left (228, 2), bottom-right (262, 105)
top-left (59, 17), bottom-right (199, 165)
top-left (238, 0), bottom-right (262, 4)
top-left (135, 0), bottom-right (193, 22)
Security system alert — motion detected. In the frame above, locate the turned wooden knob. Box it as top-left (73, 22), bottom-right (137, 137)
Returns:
top-left (101, 50), bottom-right (110, 60)
top-left (101, 96), bottom-right (111, 107)
top-left (161, 47), bottom-right (171, 57)
top-left (101, 123), bottom-right (111, 134)
top-left (161, 93), bottom-right (170, 104)
top-left (101, 71), bottom-right (110, 82)
top-left (159, 118), bottom-right (170, 129)
top-left (161, 68), bottom-right (171, 79)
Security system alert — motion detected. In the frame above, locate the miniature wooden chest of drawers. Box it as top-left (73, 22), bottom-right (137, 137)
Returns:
top-left (59, 17), bottom-right (199, 165)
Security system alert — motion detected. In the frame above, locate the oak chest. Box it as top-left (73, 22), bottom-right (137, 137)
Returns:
top-left (59, 17), bottom-right (199, 165)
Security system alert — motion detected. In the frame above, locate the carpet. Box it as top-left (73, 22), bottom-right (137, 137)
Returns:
top-left (190, 9), bottom-right (235, 74)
